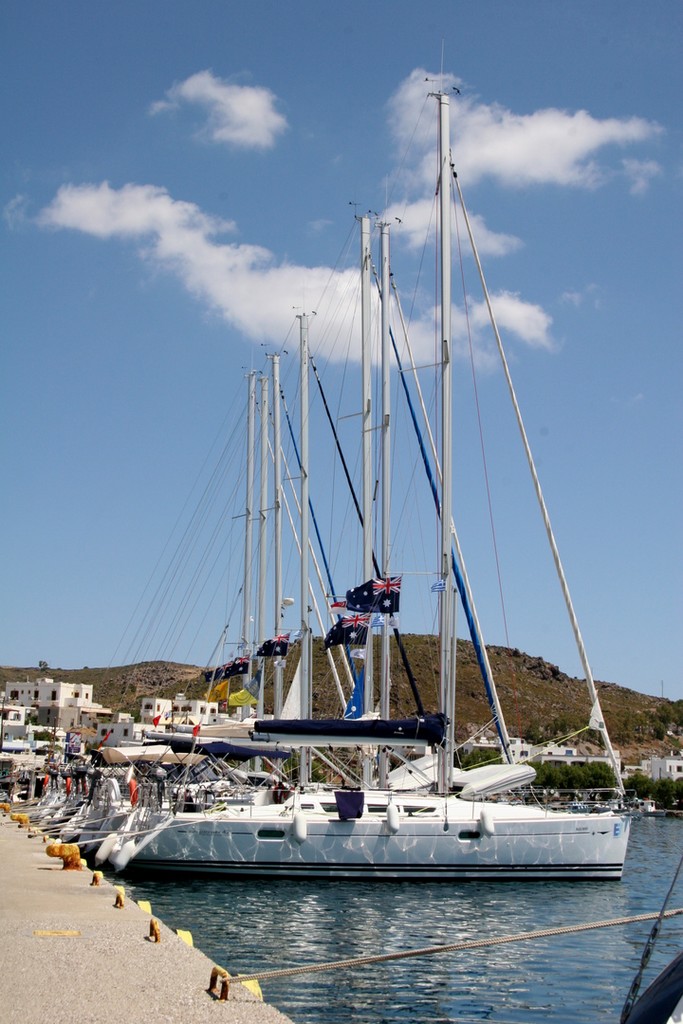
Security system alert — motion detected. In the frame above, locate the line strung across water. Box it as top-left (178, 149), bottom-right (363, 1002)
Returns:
top-left (230, 908), bottom-right (683, 984)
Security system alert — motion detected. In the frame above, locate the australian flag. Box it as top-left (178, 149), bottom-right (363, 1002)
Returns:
top-left (203, 663), bottom-right (227, 684)
top-left (346, 576), bottom-right (402, 615)
top-left (324, 613), bottom-right (371, 649)
top-left (257, 633), bottom-right (290, 658)
top-left (226, 657), bottom-right (250, 678)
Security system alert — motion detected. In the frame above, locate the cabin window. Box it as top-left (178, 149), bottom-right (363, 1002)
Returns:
top-left (257, 828), bottom-right (286, 840)
top-left (459, 829), bottom-right (481, 840)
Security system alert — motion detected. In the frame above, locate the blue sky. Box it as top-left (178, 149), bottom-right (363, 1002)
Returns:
top-left (2, 1), bottom-right (681, 705)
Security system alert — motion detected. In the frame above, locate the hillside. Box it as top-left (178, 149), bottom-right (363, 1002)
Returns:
top-left (2, 638), bottom-right (681, 765)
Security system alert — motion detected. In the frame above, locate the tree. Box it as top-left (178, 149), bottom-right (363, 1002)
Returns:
top-left (38, 660), bottom-right (48, 671)
top-left (626, 772), bottom-right (653, 799)
top-left (652, 777), bottom-right (676, 810)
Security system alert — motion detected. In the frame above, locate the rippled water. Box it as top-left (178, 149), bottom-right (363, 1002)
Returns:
top-left (123, 818), bottom-right (682, 1023)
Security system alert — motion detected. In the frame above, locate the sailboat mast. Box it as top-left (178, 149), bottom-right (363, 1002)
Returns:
top-left (256, 373), bottom-right (269, 720)
top-left (379, 220), bottom-right (392, 788)
top-left (241, 372), bottom-right (256, 670)
top-left (298, 313), bottom-right (311, 787)
top-left (269, 353), bottom-right (284, 718)
top-left (360, 215), bottom-right (374, 730)
top-left (437, 92), bottom-right (456, 795)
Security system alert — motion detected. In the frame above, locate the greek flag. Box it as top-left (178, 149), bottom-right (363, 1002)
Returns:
top-left (431, 579), bottom-right (446, 592)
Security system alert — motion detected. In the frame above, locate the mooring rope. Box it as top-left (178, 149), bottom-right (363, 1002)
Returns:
top-left (230, 908), bottom-right (683, 984)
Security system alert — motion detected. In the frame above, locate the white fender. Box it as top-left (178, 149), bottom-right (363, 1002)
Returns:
top-left (479, 806), bottom-right (496, 837)
top-left (386, 803), bottom-right (400, 834)
top-left (110, 838), bottom-right (137, 871)
top-left (292, 811), bottom-right (308, 845)
top-left (94, 832), bottom-right (118, 865)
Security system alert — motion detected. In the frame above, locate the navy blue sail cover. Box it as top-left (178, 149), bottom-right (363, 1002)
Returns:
top-left (252, 713), bottom-right (446, 746)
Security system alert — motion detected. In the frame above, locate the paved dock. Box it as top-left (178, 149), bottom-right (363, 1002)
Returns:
top-left (0, 815), bottom-right (296, 1024)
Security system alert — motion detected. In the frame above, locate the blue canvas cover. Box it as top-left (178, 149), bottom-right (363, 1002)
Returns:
top-left (335, 790), bottom-right (365, 820)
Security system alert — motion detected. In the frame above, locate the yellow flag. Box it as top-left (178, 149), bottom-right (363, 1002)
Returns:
top-left (208, 679), bottom-right (228, 702)
top-left (228, 688), bottom-right (257, 707)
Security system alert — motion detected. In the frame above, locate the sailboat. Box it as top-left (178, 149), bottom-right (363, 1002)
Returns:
top-left (105, 90), bottom-right (630, 881)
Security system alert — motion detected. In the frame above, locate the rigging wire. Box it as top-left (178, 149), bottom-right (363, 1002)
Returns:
top-left (451, 172), bottom-right (524, 742)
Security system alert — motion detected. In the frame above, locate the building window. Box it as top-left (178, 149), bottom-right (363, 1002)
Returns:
top-left (51, 691), bottom-right (57, 701)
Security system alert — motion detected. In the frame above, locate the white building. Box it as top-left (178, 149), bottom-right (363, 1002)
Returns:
top-left (4, 677), bottom-right (93, 707)
top-left (649, 753), bottom-right (683, 782)
top-left (141, 693), bottom-right (219, 728)
top-left (2, 676), bottom-right (110, 737)
top-left (463, 734), bottom-right (619, 770)
top-left (93, 713), bottom-right (144, 748)
top-left (0, 704), bottom-right (29, 751)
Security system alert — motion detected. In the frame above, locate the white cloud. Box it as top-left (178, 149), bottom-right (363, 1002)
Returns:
top-left (473, 290), bottom-right (553, 350)
top-left (37, 69), bottom-right (663, 370)
top-left (151, 70), bottom-right (288, 149)
top-left (386, 197), bottom-right (522, 258)
top-left (560, 283), bottom-right (601, 309)
top-left (622, 158), bottom-right (662, 195)
top-left (388, 69), bottom-right (663, 191)
top-left (37, 181), bottom-right (358, 357)
top-left (398, 290), bottom-right (554, 374)
top-left (37, 181), bottom-right (544, 370)
top-left (3, 194), bottom-right (29, 229)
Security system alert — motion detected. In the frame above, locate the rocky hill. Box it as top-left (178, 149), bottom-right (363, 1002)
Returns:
top-left (2, 638), bottom-right (681, 766)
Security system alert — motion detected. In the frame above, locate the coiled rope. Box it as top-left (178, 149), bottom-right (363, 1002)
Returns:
top-left (230, 908), bottom-right (683, 985)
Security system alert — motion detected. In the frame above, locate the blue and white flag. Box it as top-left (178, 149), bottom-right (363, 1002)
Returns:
top-left (431, 578), bottom-right (446, 593)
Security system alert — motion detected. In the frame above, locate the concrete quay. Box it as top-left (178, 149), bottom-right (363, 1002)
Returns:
top-left (0, 816), bottom-right (296, 1024)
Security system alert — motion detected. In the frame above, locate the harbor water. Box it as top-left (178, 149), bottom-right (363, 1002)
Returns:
top-left (123, 818), bottom-right (682, 1023)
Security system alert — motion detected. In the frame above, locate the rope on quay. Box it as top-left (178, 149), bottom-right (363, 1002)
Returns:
top-left (229, 908), bottom-right (683, 985)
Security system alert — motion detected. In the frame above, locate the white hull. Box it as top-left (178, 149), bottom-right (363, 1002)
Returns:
top-left (116, 794), bottom-right (630, 881)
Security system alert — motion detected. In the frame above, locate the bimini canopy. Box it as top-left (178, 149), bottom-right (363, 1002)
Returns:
top-left (95, 744), bottom-right (205, 767)
top-left (251, 714), bottom-right (447, 749)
